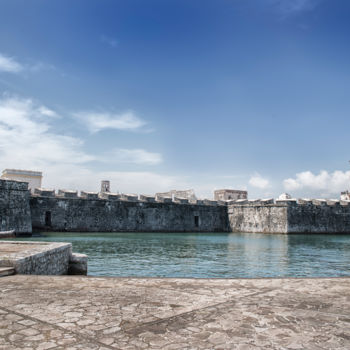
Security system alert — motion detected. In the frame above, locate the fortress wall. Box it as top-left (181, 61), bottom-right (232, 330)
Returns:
top-left (228, 202), bottom-right (350, 234)
top-left (0, 179), bottom-right (32, 234)
top-left (30, 196), bottom-right (228, 232)
top-left (287, 202), bottom-right (350, 233)
top-left (228, 204), bottom-right (288, 233)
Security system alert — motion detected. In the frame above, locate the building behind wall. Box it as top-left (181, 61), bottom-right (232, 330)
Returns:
top-left (1, 169), bottom-right (42, 193)
top-left (214, 189), bottom-right (248, 201)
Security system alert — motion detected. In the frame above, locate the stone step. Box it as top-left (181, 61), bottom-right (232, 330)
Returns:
top-left (0, 267), bottom-right (15, 277)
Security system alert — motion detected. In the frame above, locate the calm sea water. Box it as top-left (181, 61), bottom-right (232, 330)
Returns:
top-left (18, 232), bottom-right (350, 278)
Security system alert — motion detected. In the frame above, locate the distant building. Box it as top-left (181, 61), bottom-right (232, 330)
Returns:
top-left (1, 169), bottom-right (42, 193)
top-left (214, 189), bottom-right (247, 201)
top-left (278, 193), bottom-right (292, 200)
top-left (341, 191), bottom-right (350, 201)
top-left (155, 189), bottom-right (197, 201)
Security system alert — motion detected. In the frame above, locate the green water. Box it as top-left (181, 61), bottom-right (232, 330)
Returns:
top-left (18, 232), bottom-right (350, 278)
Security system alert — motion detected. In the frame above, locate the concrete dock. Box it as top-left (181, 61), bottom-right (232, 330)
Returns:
top-left (1, 276), bottom-right (350, 349)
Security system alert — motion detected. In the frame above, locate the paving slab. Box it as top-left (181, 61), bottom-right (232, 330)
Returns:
top-left (0, 275), bottom-right (350, 349)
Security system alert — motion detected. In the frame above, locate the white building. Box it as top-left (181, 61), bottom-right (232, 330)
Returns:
top-left (1, 169), bottom-right (42, 193)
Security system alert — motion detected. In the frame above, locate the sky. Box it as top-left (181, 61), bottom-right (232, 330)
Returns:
top-left (0, 0), bottom-right (349, 199)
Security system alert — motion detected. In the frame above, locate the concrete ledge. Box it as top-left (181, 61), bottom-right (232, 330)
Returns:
top-left (0, 241), bottom-right (72, 275)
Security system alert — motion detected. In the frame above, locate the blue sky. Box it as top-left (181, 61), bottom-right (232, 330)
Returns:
top-left (0, 0), bottom-right (349, 198)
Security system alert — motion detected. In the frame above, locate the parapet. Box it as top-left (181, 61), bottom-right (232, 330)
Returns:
top-left (202, 199), bottom-right (218, 206)
top-left (261, 198), bottom-right (274, 204)
top-left (80, 191), bottom-right (99, 199)
top-left (326, 199), bottom-right (340, 206)
top-left (173, 197), bottom-right (189, 204)
top-left (312, 199), bottom-right (327, 206)
top-left (0, 178), bottom-right (29, 191)
top-left (139, 195), bottom-right (156, 203)
top-left (298, 198), bottom-right (313, 205)
top-left (155, 196), bottom-right (172, 203)
top-left (120, 194), bottom-right (138, 202)
top-left (57, 189), bottom-right (78, 198)
top-left (99, 192), bottom-right (120, 200)
top-left (275, 199), bottom-right (297, 206)
top-left (34, 188), bottom-right (55, 197)
top-left (234, 199), bottom-right (248, 205)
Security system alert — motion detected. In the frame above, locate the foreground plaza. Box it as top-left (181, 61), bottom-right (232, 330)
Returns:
top-left (0, 276), bottom-right (350, 349)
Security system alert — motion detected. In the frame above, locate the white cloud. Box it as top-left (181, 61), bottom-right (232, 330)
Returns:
top-left (249, 174), bottom-right (270, 189)
top-left (0, 96), bottom-right (94, 169)
top-left (105, 149), bottom-right (162, 165)
top-left (283, 170), bottom-right (350, 197)
top-left (75, 111), bottom-right (147, 133)
top-left (0, 53), bottom-right (23, 73)
top-left (0, 95), bottom-right (176, 195)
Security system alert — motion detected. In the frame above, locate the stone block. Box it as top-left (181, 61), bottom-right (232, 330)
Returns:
top-left (203, 199), bottom-right (218, 206)
top-left (298, 198), bottom-right (313, 205)
top-left (173, 197), bottom-right (189, 204)
top-left (261, 199), bottom-right (274, 204)
top-left (312, 199), bottom-right (327, 206)
top-left (80, 191), bottom-right (99, 199)
top-left (139, 195), bottom-right (156, 202)
top-left (57, 189), bottom-right (78, 198)
top-left (99, 192), bottom-right (120, 200)
top-left (34, 188), bottom-right (55, 197)
top-left (156, 196), bottom-right (172, 203)
top-left (68, 253), bottom-right (88, 275)
top-left (120, 194), bottom-right (138, 202)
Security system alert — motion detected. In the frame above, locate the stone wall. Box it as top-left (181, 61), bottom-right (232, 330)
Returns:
top-left (30, 196), bottom-right (228, 232)
top-left (0, 179), bottom-right (32, 234)
top-left (228, 203), bottom-right (288, 233)
top-left (287, 202), bottom-right (350, 234)
top-left (228, 201), bottom-right (350, 234)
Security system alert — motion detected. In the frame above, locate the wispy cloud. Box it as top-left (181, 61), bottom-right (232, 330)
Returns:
top-left (101, 35), bottom-right (119, 48)
top-left (105, 149), bottom-right (162, 165)
top-left (249, 174), bottom-right (270, 189)
top-left (75, 111), bottom-right (147, 133)
top-left (283, 170), bottom-right (350, 197)
top-left (270, 0), bottom-right (322, 15)
top-left (0, 53), bottom-right (23, 73)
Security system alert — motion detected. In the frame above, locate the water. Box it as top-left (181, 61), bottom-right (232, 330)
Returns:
top-left (17, 232), bottom-right (350, 278)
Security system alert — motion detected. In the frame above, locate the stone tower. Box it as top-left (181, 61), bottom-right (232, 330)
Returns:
top-left (101, 180), bottom-right (110, 193)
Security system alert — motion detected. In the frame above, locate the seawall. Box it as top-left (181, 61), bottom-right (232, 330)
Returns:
top-left (30, 195), bottom-right (228, 232)
top-left (0, 179), bottom-right (32, 234)
top-left (228, 200), bottom-right (350, 234)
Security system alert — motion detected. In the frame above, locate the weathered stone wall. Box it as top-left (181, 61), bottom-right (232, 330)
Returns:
top-left (228, 204), bottom-right (288, 233)
top-left (287, 202), bottom-right (350, 233)
top-left (228, 201), bottom-right (350, 234)
top-left (0, 179), bottom-right (32, 234)
top-left (30, 196), bottom-right (228, 232)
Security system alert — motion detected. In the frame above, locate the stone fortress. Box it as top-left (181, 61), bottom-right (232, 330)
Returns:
top-left (2, 168), bottom-right (350, 235)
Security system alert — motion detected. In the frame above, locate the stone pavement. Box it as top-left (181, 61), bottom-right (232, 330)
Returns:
top-left (1, 276), bottom-right (350, 349)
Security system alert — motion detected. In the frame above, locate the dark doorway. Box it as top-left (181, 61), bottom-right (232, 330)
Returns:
top-left (45, 211), bottom-right (52, 227)
top-left (194, 215), bottom-right (199, 228)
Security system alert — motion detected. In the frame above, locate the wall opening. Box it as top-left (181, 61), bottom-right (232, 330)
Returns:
top-left (45, 211), bottom-right (52, 227)
top-left (194, 215), bottom-right (199, 228)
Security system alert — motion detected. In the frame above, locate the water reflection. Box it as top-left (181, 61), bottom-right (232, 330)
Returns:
top-left (17, 232), bottom-right (350, 278)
